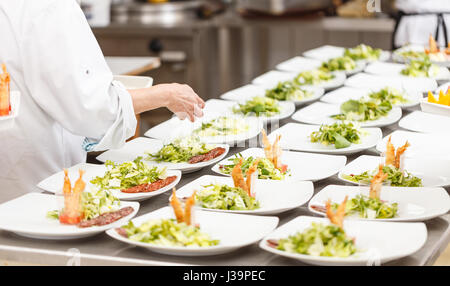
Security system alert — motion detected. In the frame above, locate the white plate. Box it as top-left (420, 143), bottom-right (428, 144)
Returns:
top-left (268, 122), bottom-right (382, 155)
top-left (259, 216), bottom-right (426, 265)
top-left (291, 102), bottom-right (402, 128)
top-left (376, 130), bottom-right (450, 160)
top-left (338, 155), bottom-right (450, 187)
top-left (37, 163), bottom-right (181, 201)
top-left (252, 70), bottom-right (346, 91)
top-left (393, 44), bottom-right (450, 67)
top-left (420, 98), bottom-right (450, 117)
top-left (321, 86), bottom-right (422, 108)
top-left (399, 111), bottom-right (450, 133)
top-left (364, 62), bottom-right (450, 82)
top-left (144, 115), bottom-right (263, 146)
top-left (308, 185), bottom-right (450, 222)
top-left (220, 84), bottom-right (325, 107)
top-left (275, 56), bottom-right (322, 73)
top-left (303, 45), bottom-right (390, 62)
top-left (0, 193), bottom-right (139, 240)
top-left (212, 147), bottom-right (347, 182)
top-left (96, 137), bottom-right (229, 174)
top-left (106, 206), bottom-right (279, 256)
top-left (173, 175), bottom-right (314, 215)
top-left (0, 91), bottom-right (20, 131)
top-left (345, 73), bottom-right (437, 93)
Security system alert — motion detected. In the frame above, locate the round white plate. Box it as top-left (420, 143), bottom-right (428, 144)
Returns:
top-left (173, 175), bottom-right (314, 215)
top-left (96, 137), bottom-right (230, 174)
top-left (106, 206), bottom-right (279, 256)
top-left (345, 73), bottom-right (437, 93)
top-left (268, 122), bottom-right (382, 155)
top-left (0, 193), bottom-right (139, 240)
top-left (399, 111), bottom-right (450, 133)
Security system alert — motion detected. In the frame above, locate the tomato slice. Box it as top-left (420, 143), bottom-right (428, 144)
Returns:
top-left (59, 213), bottom-right (82, 225)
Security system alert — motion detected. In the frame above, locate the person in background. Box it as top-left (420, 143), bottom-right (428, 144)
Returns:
top-left (393, 0), bottom-right (450, 49)
top-left (0, 0), bottom-right (204, 202)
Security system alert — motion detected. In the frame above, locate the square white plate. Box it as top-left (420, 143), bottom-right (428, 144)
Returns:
top-left (106, 206), bottom-right (279, 256)
top-left (96, 137), bottom-right (229, 174)
top-left (0, 193), bottom-right (139, 240)
top-left (252, 70), bottom-right (346, 91)
top-left (376, 130), bottom-right (450, 160)
top-left (338, 155), bottom-right (450, 187)
top-left (345, 73), bottom-right (437, 92)
top-left (291, 102), bottom-right (402, 128)
top-left (268, 122), bottom-right (382, 155)
top-left (259, 216), bottom-right (426, 265)
top-left (144, 115), bottom-right (263, 146)
top-left (212, 147), bottom-right (347, 182)
top-left (275, 56), bottom-right (322, 73)
top-left (320, 86), bottom-right (422, 108)
top-left (303, 45), bottom-right (390, 62)
top-left (173, 175), bottom-right (314, 215)
top-left (364, 62), bottom-right (450, 81)
top-left (220, 84), bottom-right (325, 107)
top-left (399, 111), bottom-right (450, 133)
top-left (420, 98), bottom-right (450, 117)
top-left (308, 185), bottom-right (450, 222)
top-left (37, 163), bottom-right (181, 201)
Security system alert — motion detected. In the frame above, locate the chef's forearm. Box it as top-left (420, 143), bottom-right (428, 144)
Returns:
top-left (128, 86), bottom-right (168, 114)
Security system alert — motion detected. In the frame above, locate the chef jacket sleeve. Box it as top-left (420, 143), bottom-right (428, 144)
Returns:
top-left (19, 0), bottom-right (137, 151)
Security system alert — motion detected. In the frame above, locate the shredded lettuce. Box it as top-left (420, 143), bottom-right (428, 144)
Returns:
top-left (196, 184), bottom-right (260, 210)
top-left (294, 69), bottom-right (335, 86)
top-left (147, 137), bottom-right (213, 163)
top-left (331, 99), bottom-right (392, 122)
top-left (233, 96), bottom-right (281, 116)
top-left (321, 56), bottom-right (356, 72)
top-left (310, 122), bottom-right (363, 149)
top-left (265, 81), bottom-right (314, 101)
top-left (343, 165), bottom-right (423, 187)
top-left (344, 44), bottom-right (382, 61)
top-left (333, 194), bottom-right (398, 219)
top-left (194, 117), bottom-right (249, 137)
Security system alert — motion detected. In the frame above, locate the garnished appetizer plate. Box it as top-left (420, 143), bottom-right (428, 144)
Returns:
top-left (291, 102), bottom-right (402, 128)
top-left (345, 73), bottom-right (437, 93)
top-left (144, 115), bottom-right (263, 146)
top-left (37, 162), bottom-right (181, 201)
top-left (321, 86), bottom-right (422, 108)
top-left (220, 84), bottom-right (325, 107)
top-left (259, 216), bottom-right (426, 266)
top-left (364, 62), bottom-right (450, 82)
top-left (212, 147), bottom-right (347, 182)
top-left (308, 185), bottom-right (450, 222)
top-left (97, 137), bottom-right (229, 174)
top-left (0, 193), bottom-right (139, 240)
top-left (275, 56), bottom-right (322, 73)
top-left (106, 206), bottom-right (279, 256)
top-left (303, 44), bottom-right (390, 63)
top-left (268, 122), bottom-right (382, 155)
top-left (399, 111), bottom-right (450, 133)
top-left (376, 130), bottom-right (450, 160)
top-left (173, 175), bottom-right (314, 215)
top-left (338, 155), bottom-right (450, 187)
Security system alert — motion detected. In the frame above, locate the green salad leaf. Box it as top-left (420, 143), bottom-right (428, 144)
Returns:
top-left (344, 44), bottom-right (382, 61)
top-left (294, 69), bottom-right (335, 86)
top-left (331, 99), bottom-right (392, 122)
top-left (310, 122), bottom-right (363, 149)
top-left (277, 222), bottom-right (357, 257)
top-left (218, 154), bottom-right (287, 180)
top-left (265, 81), bottom-right (314, 101)
top-left (397, 50), bottom-right (429, 61)
top-left (333, 194), bottom-right (398, 219)
top-left (343, 165), bottom-right (423, 187)
top-left (368, 87), bottom-right (409, 105)
top-left (400, 58), bottom-right (439, 77)
top-left (194, 116), bottom-right (249, 137)
top-left (147, 137), bottom-right (213, 163)
top-left (90, 157), bottom-right (167, 190)
top-left (321, 56), bottom-right (356, 72)
top-left (120, 219), bottom-right (219, 247)
top-left (233, 96), bottom-right (281, 117)
top-left (196, 184), bottom-right (260, 210)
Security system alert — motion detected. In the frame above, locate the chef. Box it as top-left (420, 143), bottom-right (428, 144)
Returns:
top-left (0, 0), bottom-right (204, 202)
top-left (393, 0), bottom-right (450, 48)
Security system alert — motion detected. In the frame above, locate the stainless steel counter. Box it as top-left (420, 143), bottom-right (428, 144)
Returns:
top-left (0, 109), bottom-right (449, 266)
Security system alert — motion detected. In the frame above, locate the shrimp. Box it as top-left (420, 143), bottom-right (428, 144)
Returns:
top-left (170, 188), bottom-right (185, 223)
top-left (385, 136), bottom-right (395, 166)
top-left (325, 196), bottom-right (348, 229)
top-left (183, 191), bottom-right (196, 226)
top-left (231, 158), bottom-right (247, 191)
top-left (73, 169), bottom-right (86, 194)
top-left (245, 159), bottom-right (260, 197)
top-left (394, 141), bottom-right (410, 169)
top-left (261, 129), bottom-right (273, 162)
top-left (370, 164), bottom-right (388, 199)
top-left (63, 169), bottom-right (72, 195)
top-left (428, 34), bottom-right (438, 54)
top-left (272, 134), bottom-right (282, 169)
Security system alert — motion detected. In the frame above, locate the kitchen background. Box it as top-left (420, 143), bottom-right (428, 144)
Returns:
top-left (81, 0), bottom-right (397, 133)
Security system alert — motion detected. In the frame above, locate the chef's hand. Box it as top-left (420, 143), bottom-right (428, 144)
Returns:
top-left (159, 83), bottom-right (205, 122)
top-left (129, 83), bottom-right (205, 122)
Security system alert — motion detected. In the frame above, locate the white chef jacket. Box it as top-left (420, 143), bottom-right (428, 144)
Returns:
top-left (0, 0), bottom-right (137, 202)
top-left (395, 0), bottom-right (450, 48)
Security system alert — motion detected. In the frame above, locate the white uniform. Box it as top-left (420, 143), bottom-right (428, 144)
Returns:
top-left (395, 0), bottom-right (450, 48)
top-left (0, 0), bottom-right (137, 202)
